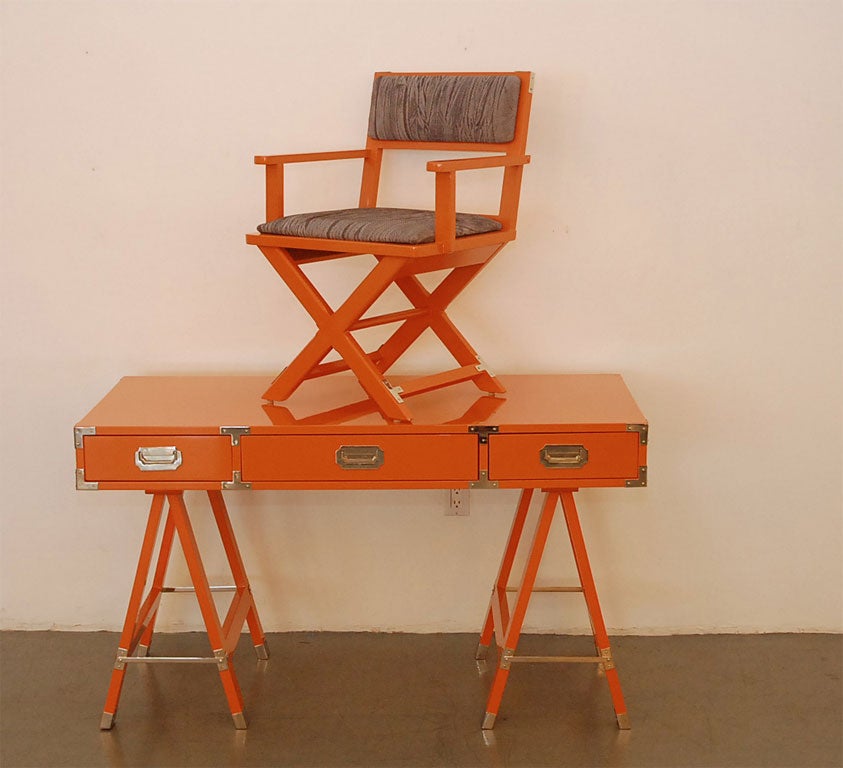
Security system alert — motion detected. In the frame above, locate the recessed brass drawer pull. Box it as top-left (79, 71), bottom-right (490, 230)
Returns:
top-left (134, 446), bottom-right (183, 471)
top-left (335, 445), bottom-right (385, 470)
top-left (539, 444), bottom-right (588, 469)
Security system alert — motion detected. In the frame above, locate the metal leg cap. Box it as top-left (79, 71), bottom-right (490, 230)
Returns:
top-left (100, 712), bottom-right (115, 730)
top-left (475, 643), bottom-right (489, 661)
top-left (232, 712), bottom-right (248, 730)
top-left (255, 642), bottom-right (269, 661)
top-left (617, 712), bottom-right (631, 730)
top-left (137, 644), bottom-right (150, 658)
top-left (481, 711), bottom-right (497, 730)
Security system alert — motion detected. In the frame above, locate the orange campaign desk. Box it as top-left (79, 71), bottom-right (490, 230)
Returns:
top-left (74, 373), bottom-right (648, 731)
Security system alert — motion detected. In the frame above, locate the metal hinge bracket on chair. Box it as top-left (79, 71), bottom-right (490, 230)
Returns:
top-left (626, 424), bottom-right (648, 445)
top-left (221, 426), bottom-right (250, 445)
top-left (468, 425), bottom-right (499, 444)
top-left (600, 647), bottom-right (616, 670)
top-left (625, 466), bottom-right (648, 488)
top-left (222, 471), bottom-right (252, 491)
top-left (383, 381), bottom-right (405, 403)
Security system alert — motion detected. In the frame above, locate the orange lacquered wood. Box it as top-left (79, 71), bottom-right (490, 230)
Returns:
top-left (241, 433), bottom-right (477, 483)
top-left (426, 154), bottom-right (530, 172)
top-left (559, 490), bottom-right (628, 723)
top-left (488, 432), bottom-right (640, 482)
top-left (255, 149), bottom-right (370, 165)
top-left (82, 435), bottom-right (232, 483)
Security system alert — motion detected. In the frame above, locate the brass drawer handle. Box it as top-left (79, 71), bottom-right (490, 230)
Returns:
top-left (335, 445), bottom-right (384, 470)
top-left (540, 444), bottom-right (588, 469)
top-left (135, 446), bottom-right (183, 471)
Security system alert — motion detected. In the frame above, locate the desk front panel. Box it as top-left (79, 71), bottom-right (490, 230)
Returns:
top-left (74, 375), bottom-right (647, 491)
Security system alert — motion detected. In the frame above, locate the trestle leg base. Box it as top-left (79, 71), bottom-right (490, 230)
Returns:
top-left (136, 644), bottom-right (150, 658)
top-left (475, 642), bottom-right (489, 661)
top-left (477, 489), bottom-right (630, 731)
top-left (254, 642), bottom-right (269, 661)
top-left (232, 712), bottom-right (248, 730)
top-left (100, 712), bottom-right (115, 730)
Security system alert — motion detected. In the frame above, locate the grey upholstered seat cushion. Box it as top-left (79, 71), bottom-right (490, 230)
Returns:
top-left (368, 75), bottom-right (521, 144)
top-left (257, 207), bottom-right (502, 245)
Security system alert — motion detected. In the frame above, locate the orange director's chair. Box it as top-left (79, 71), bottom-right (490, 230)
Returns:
top-left (246, 71), bottom-right (533, 422)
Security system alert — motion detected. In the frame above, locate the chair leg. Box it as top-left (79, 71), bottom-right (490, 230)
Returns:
top-left (559, 490), bottom-right (630, 730)
top-left (384, 258), bottom-right (507, 395)
top-left (259, 246), bottom-right (413, 421)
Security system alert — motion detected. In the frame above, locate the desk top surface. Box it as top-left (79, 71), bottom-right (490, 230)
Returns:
top-left (76, 374), bottom-right (646, 435)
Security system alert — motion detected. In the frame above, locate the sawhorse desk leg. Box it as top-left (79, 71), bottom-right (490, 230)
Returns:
top-left (477, 488), bottom-right (629, 730)
top-left (101, 491), bottom-right (268, 730)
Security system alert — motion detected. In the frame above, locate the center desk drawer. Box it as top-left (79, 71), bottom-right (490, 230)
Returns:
top-left (242, 434), bottom-right (477, 483)
top-left (82, 435), bottom-right (233, 482)
top-left (488, 431), bottom-right (640, 481)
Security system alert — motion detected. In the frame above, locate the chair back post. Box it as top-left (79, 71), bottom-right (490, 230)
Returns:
top-left (497, 71), bottom-right (533, 231)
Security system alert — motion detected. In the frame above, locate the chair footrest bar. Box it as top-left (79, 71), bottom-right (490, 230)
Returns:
top-left (350, 307), bottom-right (428, 331)
top-left (399, 365), bottom-right (484, 397)
top-left (162, 585), bottom-right (237, 593)
top-left (505, 585), bottom-right (583, 592)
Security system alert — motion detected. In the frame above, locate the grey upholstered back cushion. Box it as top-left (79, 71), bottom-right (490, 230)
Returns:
top-left (368, 75), bottom-right (521, 143)
top-left (258, 207), bottom-right (502, 245)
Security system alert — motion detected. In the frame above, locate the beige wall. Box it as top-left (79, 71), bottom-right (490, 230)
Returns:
top-left (1, 0), bottom-right (840, 633)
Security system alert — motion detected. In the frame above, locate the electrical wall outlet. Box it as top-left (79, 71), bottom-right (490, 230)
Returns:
top-left (447, 488), bottom-right (470, 516)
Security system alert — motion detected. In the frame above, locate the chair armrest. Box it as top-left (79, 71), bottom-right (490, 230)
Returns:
top-left (426, 154), bottom-right (530, 172)
top-left (255, 149), bottom-right (370, 165)
top-left (429, 155), bottom-right (530, 247)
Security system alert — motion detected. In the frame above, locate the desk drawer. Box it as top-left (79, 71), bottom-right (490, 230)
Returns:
top-left (82, 435), bottom-right (233, 482)
top-left (242, 434), bottom-right (477, 483)
top-left (488, 432), bottom-right (640, 482)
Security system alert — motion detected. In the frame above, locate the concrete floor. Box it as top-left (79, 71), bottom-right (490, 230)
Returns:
top-left (0, 632), bottom-right (840, 767)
